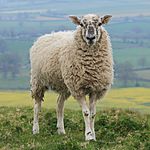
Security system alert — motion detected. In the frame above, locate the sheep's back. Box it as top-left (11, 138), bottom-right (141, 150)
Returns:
top-left (30, 31), bottom-right (74, 93)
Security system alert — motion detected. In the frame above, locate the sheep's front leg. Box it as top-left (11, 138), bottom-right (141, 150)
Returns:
top-left (89, 94), bottom-right (97, 141)
top-left (56, 94), bottom-right (66, 134)
top-left (78, 96), bottom-right (94, 141)
top-left (33, 99), bottom-right (41, 134)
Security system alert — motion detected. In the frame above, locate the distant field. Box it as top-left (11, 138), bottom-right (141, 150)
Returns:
top-left (5, 40), bottom-right (150, 63)
top-left (1, 18), bottom-right (150, 35)
top-left (107, 21), bottom-right (150, 34)
top-left (0, 20), bottom-right (72, 32)
top-left (1, 0), bottom-right (150, 17)
top-left (114, 47), bottom-right (150, 65)
top-left (4, 39), bottom-right (150, 66)
top-left (136, 70), bottom-right (150, 80)
top-left (0, 38), bottom-right (150, 89)
top-left (0, 88), bottom-right (150, 114)
top-left (0, 13), bottom-right (150, 89)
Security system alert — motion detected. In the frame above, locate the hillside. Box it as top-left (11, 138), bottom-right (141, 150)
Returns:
top-left (0, 107), bottom-right (149, 149)
top-left (0, 0), bottom-right (150, 89)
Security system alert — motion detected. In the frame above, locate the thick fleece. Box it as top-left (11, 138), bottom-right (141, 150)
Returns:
top-left (30, 26), bottom-right (113, 100)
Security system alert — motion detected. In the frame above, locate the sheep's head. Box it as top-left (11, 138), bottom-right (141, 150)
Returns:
top-left (69, 14), bottom-right (112, 46)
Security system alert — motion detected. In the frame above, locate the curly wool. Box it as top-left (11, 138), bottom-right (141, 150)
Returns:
top-left (30, 26), bottom-right (113, 100)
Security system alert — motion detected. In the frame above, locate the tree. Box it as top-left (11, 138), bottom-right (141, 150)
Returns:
top-left (9, 53), bottom-right (21, 79)
top-left (0, 52), bottom-right (21, 79)
top-left (137, 57), bottom-right (147, 67)
top-left (116, 61), bottom-right (137, 87)
top-left (0, 53), bottom-right (9, 79)
top-left (0, 39), bottom-right (8, 53)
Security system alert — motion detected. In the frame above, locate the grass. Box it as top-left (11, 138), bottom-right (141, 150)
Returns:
top-left (0, 88), bottom-right (150, 114)
top-left (0, 107), bottom-right (150, 150)
top-left (0, 88), bottom-right (150, 149)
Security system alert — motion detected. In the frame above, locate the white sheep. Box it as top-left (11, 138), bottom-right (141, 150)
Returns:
top-left (30, 14), bottom-right (114, 141)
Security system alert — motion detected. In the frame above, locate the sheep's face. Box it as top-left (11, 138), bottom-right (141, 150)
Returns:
top-left (69, 14), bottom-right (112, 46)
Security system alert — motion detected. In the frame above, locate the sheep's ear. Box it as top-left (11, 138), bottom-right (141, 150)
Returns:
top-left (101, 15), bottom-right (112, 24)
top-left (69, 16), bottom-right (81, 25)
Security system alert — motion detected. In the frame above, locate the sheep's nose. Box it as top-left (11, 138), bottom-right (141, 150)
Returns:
top-left (86, 36), bottom-right (96, 41)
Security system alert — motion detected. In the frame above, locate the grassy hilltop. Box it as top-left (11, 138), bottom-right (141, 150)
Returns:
top-left (0, 89), bottom-right (150, 149)
top-left (0, 107), bottom-right (150, 150)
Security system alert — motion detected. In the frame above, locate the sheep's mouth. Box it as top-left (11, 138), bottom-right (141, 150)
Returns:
top-left (87, 40), bottom-right (95, 46)
top-left (88, 40), bottom-right (93, 44)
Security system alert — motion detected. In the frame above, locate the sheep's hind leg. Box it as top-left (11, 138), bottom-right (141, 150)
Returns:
top-left (32, 86), bottom-right (46, 134)
top-left (33, 98), bottom-right (42, 134)
top-left (56, 94), bottom-right (69, 134)
top-left (89, 93), bottom-right (97, 141)
top-left (77, 96), bottom-right (94, 141)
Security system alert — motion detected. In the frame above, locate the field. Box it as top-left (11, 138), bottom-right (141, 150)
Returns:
top-left (1, 0), bottom-right (150, 17)
top-left (1, 13), bottom-right (150, 89)
top-left (0, 88), bottom-right (150, 114)
top-left (0, 88), bottom-right (150, 149)
top-left (136, 70), bottom-right (150, 80)
top-left (0, 36), bottom-right (150, 90)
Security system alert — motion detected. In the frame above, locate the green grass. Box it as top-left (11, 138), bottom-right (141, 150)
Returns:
top-left (0, 88), bottom-right (150, 149)
top-left (0, 107), bottom-right (150, 150)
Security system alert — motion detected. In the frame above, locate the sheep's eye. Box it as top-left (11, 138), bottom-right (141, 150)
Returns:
top-left (98, 22), bottom-right (102, 26)
top-left (80, 23), bottom-right (84, 27)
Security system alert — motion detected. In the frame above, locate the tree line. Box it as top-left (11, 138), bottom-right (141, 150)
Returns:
top-left (115, 60), bottom-right (149, 87)
top-left (0, 40), bottom-right (21, 79)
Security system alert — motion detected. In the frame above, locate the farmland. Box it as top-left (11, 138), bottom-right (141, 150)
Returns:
top-left (1, 0), bottom-right (150, 17)
top-left (0, 88), bottom-right (150, 114)
top-left (0, 0), bottom-right (150, 89)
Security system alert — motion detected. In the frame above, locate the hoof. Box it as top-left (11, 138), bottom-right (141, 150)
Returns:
top-left (85, 132), bottom-right (95, 141)
top-left (57, 128), bottom-right (66, 135)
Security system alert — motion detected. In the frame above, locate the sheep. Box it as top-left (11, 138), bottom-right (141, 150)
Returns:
top-left (30, 14), bottom-right (114, 141)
